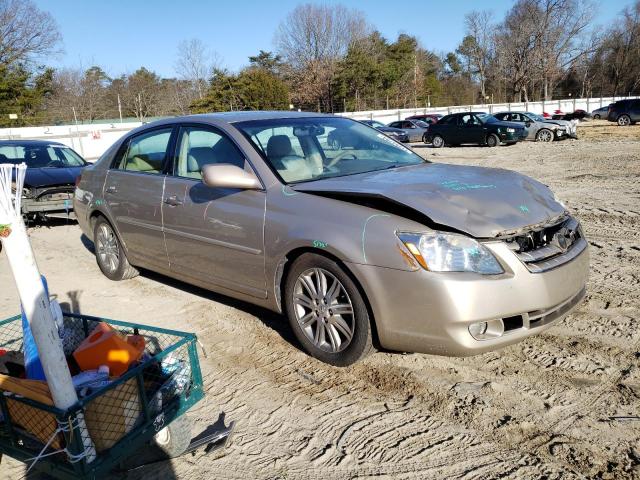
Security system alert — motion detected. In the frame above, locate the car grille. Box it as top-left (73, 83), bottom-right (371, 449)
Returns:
top-left (505, 216), bottom-right (587, 273)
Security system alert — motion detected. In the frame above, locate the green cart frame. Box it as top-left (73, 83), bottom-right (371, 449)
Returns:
top-left (0, 312), bottom-right (204, 479)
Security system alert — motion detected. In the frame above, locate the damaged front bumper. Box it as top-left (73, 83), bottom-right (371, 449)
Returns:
top-left (347, 233), bottom-right (589, 356)
top-left (21, 190), bottom-right (75, 217)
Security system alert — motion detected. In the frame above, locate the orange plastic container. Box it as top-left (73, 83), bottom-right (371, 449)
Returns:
top-left (73, 323), bottom-right (144, 376)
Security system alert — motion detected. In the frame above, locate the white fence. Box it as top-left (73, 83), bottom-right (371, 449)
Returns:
top-left (0, 96), bottom-right (636, 161)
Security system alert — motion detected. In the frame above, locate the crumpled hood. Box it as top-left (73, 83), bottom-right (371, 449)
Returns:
top-left (293, 163), bottom-right (566, 238)
top-left (18, 167), bottom-right (84, 188)
top-left (543, 119), bottom-right (576, 130)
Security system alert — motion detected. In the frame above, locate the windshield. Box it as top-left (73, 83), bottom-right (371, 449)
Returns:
top-left (477, 114), bottom-right (496, 123)
top-left (236, 117), bottom-right (425, 184)
top-left (526, 112), bottom-right (546, 122)
top-left (0, 144), bottom-right (86, 168)
top-left (363, 120), bottom-right (385, 128)
top-left (413, 120), bottom-right (429, 128)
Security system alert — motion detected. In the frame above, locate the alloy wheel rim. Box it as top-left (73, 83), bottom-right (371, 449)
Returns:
top-left (96, 224), bottom-right (119, 273)
top-left (538, 130), bottom-right (553, 142)
top-left (488, 136), bottom-right (496, 146)
top-left (619, 116), bottom-right (630, 126)
top-left (293, 268), bottom-right (354, 353)
top-left (433, 136), bottom-right (443, 147)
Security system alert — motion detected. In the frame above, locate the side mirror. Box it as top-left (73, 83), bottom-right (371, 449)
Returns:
top-left (202, 164), bottom-right (261, 190)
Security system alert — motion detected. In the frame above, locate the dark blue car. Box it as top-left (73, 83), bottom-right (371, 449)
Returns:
top-left (0, 139), bottom-right (87, 220)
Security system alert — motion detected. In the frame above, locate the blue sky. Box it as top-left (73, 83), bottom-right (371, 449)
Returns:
top-left (36, 0), bottom-right (635, 78)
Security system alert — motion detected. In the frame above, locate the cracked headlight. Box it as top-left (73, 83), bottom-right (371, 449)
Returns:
top-left (398, 232), bottom-right (504, 274)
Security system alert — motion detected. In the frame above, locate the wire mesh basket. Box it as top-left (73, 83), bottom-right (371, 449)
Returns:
top-left (0, 312), bottom-right (204, 479)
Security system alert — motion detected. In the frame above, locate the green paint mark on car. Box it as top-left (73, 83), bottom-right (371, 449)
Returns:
top-left (440, 180), bottom-right (497, 191)
top-left (313, 240), bottom-right (327, 248)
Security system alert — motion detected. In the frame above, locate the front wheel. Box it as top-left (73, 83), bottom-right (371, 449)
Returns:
top-left (93, 216), bottom-right (138, 281)
top-left (431, 134), bottom-right (445, 148)
top-left (593, 114), bottom-right (600, 120)
top-left (535, 128), bottom-right (554, 142)
top-left (486, 133), bottom-right (500, 147)
top-left (618, 114), bottom-right (631, 126)
top-left (284, 254), bottom-right (373, 366)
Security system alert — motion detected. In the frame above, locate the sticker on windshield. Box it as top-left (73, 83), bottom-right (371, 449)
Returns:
top-left (376, 133), bottom-right (412, 153)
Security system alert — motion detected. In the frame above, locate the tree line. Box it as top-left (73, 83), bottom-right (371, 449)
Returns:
top-left (1, 0), bottom-right (639, 127)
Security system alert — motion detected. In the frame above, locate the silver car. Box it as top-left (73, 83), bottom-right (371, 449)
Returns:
top-left (386, 119), bottom-right (430, 142)
top-left (74, 112), bottom-right (589, 366)
top-left (493, 111), bottom-right (575, 141)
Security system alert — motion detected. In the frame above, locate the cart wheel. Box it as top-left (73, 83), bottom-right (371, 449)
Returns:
top-left (153, 414), bottom-right (192, 458)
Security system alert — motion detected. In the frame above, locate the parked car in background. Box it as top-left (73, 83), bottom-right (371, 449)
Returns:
top-left (591, 106), bottom-right (610, 119)
top-left (607, 99), bottom-right (640, 126)
top-left (406, 113), bottom-right (443, 124)
top-left (360, 120), bottom-right (409, 142)
top-left (493, 111), bottom-right (569, 142)
top-left (0, 140), bottom-right (87, 220)
top-left (387, 119), bottom-right (430, 142)
top-left (74, 111), bottom-right (588, 366)
top-left (425, 112), bottom-right (525, 147)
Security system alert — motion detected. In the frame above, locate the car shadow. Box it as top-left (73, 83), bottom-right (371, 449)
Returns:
top-left (78, 234), bottom-right (298, 350)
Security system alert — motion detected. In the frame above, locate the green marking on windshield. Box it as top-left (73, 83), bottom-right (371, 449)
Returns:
top-left (519, 205), bottom-right (529, 213)
top-left (440, 180), bottom-right (496, 191)
top-left (313, 240), bottom-right (327, 248)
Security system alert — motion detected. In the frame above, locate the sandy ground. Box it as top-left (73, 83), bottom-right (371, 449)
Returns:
top-left (1, 120), bottom-right (639, 479)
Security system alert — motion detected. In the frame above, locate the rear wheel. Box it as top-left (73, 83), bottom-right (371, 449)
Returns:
top-left (535, 128), bottom-right (554, 142)
top-left (593, 114), bottom-right (601, 119)
top-left (486, 134), bottom-right (500, 147)
top-left (431, 134), bottom-right (445, 148)
top-left (284, 254), bottom-right (373, 366)
top-left (93, 216), bottom-right (138, 281)
top-left (618, 114), bottom-right (631, 126)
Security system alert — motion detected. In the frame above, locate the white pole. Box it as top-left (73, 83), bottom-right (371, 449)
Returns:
top-left (0, 164), bottom-right (96, 463)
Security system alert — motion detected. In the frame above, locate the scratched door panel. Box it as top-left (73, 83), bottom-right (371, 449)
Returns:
top-left (162, 176), bottom-right (267, 298)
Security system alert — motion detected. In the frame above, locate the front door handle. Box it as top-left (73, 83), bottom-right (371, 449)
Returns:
top-left (163, 196), bottom-right (183, 207)
top-left (106, 185), bottom-right (118, 194)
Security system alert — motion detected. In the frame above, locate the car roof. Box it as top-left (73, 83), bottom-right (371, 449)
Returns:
top-left (141, 111), bottom-right (335, 128)
top-left (0, 139), bottom-right (68, 147)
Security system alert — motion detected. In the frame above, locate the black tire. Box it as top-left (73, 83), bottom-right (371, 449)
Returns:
top-left (535, 128), bottom-right (554, 142)
top-left (93, 216), bottom-right (138, 281)
top-left (593, 114), bottom-right (600, 119)
top-left (617, 114), bottom-right (631, 126)
top-left (431, 134), bottom-right (445, 148)
top-left (284, 253), bottom-right (374, 366)
top-left (422, 133), bottom-right (429, 144)
top-left (153, 415), bottom-right (192, 458)
top-left (486, 133), bottom-right (500, 147)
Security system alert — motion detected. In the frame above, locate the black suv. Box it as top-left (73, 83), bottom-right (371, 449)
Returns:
top-left (607, 99), bottom-right (640, 126)
top-left (424, 112), bottom-right (526, 148)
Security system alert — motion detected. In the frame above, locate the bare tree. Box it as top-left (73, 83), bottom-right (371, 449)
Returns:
top-left (275, 3), bottom-right (369, 110)
top-left (0, 0), bottom-right (61, 68)
top-left (458, 10), bottom-right (495, 101)
top-left (174, 38), bottom-right (220, 101)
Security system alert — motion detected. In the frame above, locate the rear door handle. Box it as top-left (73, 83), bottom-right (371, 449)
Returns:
top-left (106, 185), bottom-right (118, 194)
top-left (163, 196), bottom-right (183, 207)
